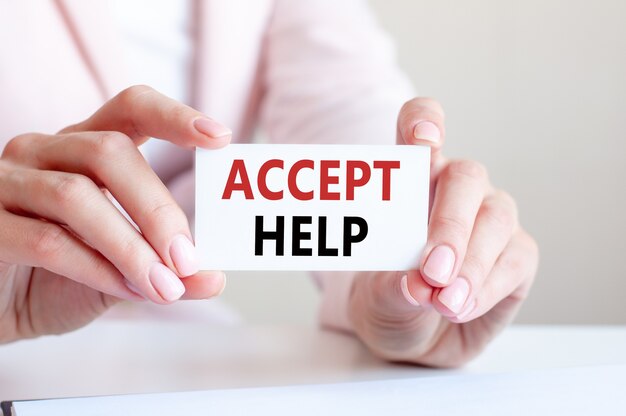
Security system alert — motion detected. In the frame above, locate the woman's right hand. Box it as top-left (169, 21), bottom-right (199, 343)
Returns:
top-left (0, 85), bottom-right (231, 343)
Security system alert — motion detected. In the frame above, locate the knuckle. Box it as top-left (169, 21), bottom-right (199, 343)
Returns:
top-left (462, 254), bottom-right (489, 282)
top-left (29, 224), bottom-right (67, 260)
top-left (417, 97), bottom-right (445, 117)
top-left (401, 97), bottom-right (445, 116)
top-left (445, 160), bottom-right (488, 183)
top-left (501, 249), bottom-right (526, 277)
top-left (116, 85), bottom-right (155, 122)
top-left (399, 98), bottom-right (418, 115)
top-left (117, 84), bottom-right (154, 105)
top-left (50, 173), bottom-right (95, 207)
top-left (2, 134), bottom-right (35, 159)
top-left (91, 131), bottom-right (134, 160)
top-left (119, 233), bottom-right (145, 260)
top-left (429, 214), bottom-right (470, 243)
top-left (144, 200), bottom-right (186, 230)
top-left (118, 233), bottom-right (150, 272)
top-left (480, 197), bottom-right (516, 231)
top-left (495, 189), bottom-right (516, 207)
top-left (169, 103), bottom-right (190, 121)
top-left (495, 190), bottom-right (518, 218)
top-left (507, 234), bottom-right (539, 277)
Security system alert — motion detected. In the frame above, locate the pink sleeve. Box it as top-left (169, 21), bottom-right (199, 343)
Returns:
top-left (260, 0), bottom-right (415, 332)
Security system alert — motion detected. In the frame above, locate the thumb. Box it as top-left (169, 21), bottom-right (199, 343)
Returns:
top-left (397, 97), bottom-right (445, 161)
top-left (349, 270), bottom-right (440, 360)
top-left (361, 270), bottom-right (434, 315)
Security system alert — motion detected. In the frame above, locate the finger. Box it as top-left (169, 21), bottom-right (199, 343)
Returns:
top-left (179, 271), bottom-right (226, 300)
top-left (348, 270), bottom-right (442, 360)
top-left (375, 270), bottom-right (436, 315)
top-left (60, 85), bottom-right (231, 149)
top-left (397, 97), bottom-right (445, 162)
top-left (0, 210), bottom-right (140, 301)
top-left (448, 229), bottom-right (539, 323)
top-left (432, 190), bottom-right (518, 316)
top-left (10, 131), bottom-right (199, 278)
top-left (0, 169), bottom-right (185, 304)
top-left (351, 271), bottom-right (435, 317)
top-left (420, 160), bottom-right (489, 287)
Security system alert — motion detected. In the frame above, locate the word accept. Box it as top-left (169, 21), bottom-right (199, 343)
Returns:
top-left (195, 144), bottom-right (429, 271)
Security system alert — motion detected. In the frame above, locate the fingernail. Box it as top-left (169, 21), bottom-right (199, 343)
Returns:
top-left (422, 245), bottom-right (455, 285)
top-left (149, 263), bottom-right (185, 302)
top-left (413, 121), bottom-right (440, 143)
top-left (456, 299), bottom-right (477, 321)
top-left (438, 277), bottom-right (470, 314)
top-left (170, 234), bottom-right (199, 277)
top-left (400, 274), bottom-right (420, 307)
top-left (193, 117), bottom-right (232, 138)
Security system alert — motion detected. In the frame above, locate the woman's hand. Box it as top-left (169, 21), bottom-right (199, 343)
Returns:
top-left (349, 98), bottom-right (539, 367)
top-left (0, 85), bottom-right (230, 343)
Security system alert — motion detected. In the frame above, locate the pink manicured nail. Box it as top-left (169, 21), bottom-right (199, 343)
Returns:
top-left (193, 117), bottom-right (232, 138)
top-left (400, 274), bottom-right (420, 307)
top-left (423, 245), bottom-right (455, 285)
top-left (438, 277), bottom-right (470, 314)
top-left (413, 121), bottom-right (440, 143)
top-left (170, 234), bottom-right (199, 277)
top-left (149, 263), bottom-right (185, 301)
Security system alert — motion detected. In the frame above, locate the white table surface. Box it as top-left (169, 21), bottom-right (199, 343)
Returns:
top-left (0, 321), bottom-right (625, 401)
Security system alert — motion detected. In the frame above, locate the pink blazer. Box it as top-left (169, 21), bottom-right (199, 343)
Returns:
top-left (0, 0), bottom-right (414, 331)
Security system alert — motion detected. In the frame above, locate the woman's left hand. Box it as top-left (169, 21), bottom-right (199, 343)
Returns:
top-left (348, 98), bottom-right (539, 367)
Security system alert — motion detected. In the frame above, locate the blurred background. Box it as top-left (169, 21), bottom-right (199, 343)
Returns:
top-left (220, 0), bottom-right (626, 325)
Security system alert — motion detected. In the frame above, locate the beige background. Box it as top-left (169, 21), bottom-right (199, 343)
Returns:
top-left (219, 0), bottom-right (626, 325)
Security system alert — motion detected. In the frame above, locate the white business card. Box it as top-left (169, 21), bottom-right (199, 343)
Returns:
top-left (195, 144), bottom-right (429, 271)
